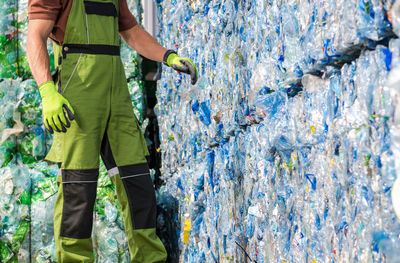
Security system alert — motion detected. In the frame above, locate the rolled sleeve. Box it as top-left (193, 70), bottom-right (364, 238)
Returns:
top-left (119, 0), bottom-right (138, 31)
top-left (28, 0), bottom-right (62, 21)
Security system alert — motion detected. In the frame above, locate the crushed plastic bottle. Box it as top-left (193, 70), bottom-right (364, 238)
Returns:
top-left (390, 0), bottom-right (400, 37)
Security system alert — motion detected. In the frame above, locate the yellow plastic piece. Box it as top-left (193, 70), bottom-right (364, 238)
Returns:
top-left (183, 219), bottom-right (191, 243)
top-left (310, 125), bottom-right (316, 133)
top-left (225, 53), bottom-right (230, 62)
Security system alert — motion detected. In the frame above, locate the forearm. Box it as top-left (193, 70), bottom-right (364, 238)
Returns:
top-left (120, 25), bottom-right (167, 62)
top-left (27, 20), bottom-right (54, 87)
top-left (120, 24), bottom-right (198, 84)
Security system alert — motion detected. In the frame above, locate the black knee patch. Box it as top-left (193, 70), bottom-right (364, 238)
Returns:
top-left (120, 163), bottom-right (157, 229)
top-left (61, 169), bottom-right (98, 239)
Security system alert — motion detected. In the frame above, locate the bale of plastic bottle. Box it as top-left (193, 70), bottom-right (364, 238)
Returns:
top-left (155, 0), bottom-right (400, 262)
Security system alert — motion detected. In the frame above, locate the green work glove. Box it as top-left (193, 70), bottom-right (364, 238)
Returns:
top-left (164, 50), bottom-right (198, 85)
top-left (39, 81), bottom-right (75, 134)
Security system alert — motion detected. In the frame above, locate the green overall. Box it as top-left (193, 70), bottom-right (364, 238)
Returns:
top-left (46, 0), bottom-right (167, 262)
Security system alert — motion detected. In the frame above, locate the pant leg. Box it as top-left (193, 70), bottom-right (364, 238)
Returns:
top-left (101, 58), bottom-right (167, 262)
top-left (51, 54), bottom-right (111, 262)
top-left (101, 132), bottom-right (167, 263)
top-left (54, 171), bottom-right (98, 263)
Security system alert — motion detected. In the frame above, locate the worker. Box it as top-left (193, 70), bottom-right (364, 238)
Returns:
top-left (26, 0), bottom-right (198, 262)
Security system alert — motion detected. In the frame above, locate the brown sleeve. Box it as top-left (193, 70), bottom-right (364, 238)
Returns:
top-left (28, 0), bottom-right (62, 21)
top-left (119, 0), bottom-right (139, 32)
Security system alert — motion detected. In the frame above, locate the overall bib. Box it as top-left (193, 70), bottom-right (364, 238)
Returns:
top-left (46, 0), bottom-right (167, 262)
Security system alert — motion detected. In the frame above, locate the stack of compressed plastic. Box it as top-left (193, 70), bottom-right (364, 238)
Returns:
top-left (0, 1), bottom-right (146, 262)
top-left (0, 0), bottom-right (20, 79)
top-left (0, 164), bottom-right (31, 262)
top-left (121, 39), bottom-right (145, 123)
top-left (156, 0), bottom-right (400, 262)
top-left (28, 162), bottom-right (58, 262)
top-left (0, 79), bottom-right (48, 166)
top-left (0, 0), bottom-right (31, 80)
top-left (122, 0), bottom-right (145, 124)
top-left (0, 78), bottom-right (58, 262)
top-left (0, 76), bottom-right (56, 261)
